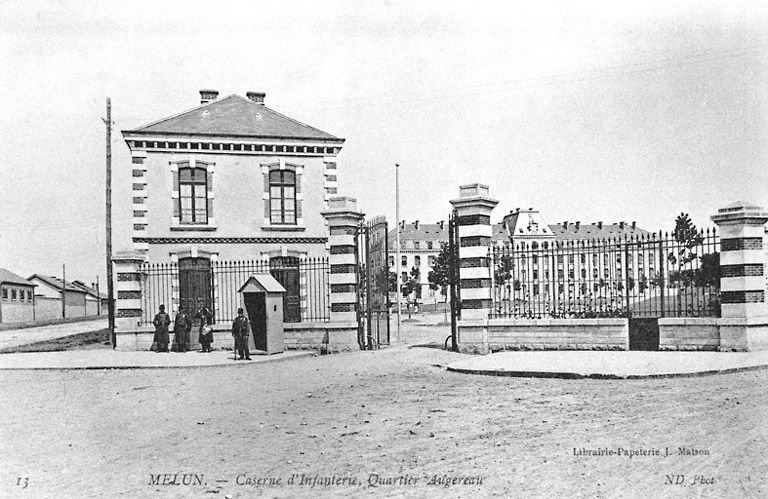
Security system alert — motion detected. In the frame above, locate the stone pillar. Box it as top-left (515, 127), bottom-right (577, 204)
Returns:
top-left (322, 196), bottom-right (364, 323)
top-left (450, 183), bottom-right (499, 321)
top-left (113, 250), bottom-right (147, 333)
top-left (712, 202), bottom-right (768, 351)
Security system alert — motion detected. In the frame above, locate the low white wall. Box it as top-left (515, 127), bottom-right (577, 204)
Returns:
top-left (659, 317), bottom-right (768, 352)
top-left (658, 318), bottom-right (719, 351)
top-left (458, 318), bottom-right (629, 354)
top-left (115, 321), bottom-right (359, 353)
top-left (35, 297), bottom-right (62, 321)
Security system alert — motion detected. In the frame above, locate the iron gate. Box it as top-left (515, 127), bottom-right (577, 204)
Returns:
top-left (357, 216), bottom-right (391, 349)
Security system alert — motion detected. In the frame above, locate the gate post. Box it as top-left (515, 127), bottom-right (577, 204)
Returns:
top-left (322, 196), bottom-right (364, 325)
top-left (450, 184), bottom-right (499, 353)
top-left (712, 202), bottom-right (768, 351)
top-left (112, 250), bottom-right (147, 350)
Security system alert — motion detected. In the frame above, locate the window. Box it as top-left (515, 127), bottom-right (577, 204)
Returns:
top-left (18, 289), bottom-right (24, 302)
top-left (388, 256), bottom-right (394, 267)
top-left (401, 256), bottom-right (407, 266)
top-left (414, 256), bottom-right (421, 267)
top-left (269, 170), bottom-right (296, 224)
top-left (11, 289), bottom-right (17, 300)
top-left (1, 287), bottom-right (6, 300)
top-left (414, 241), bottom-right (420, 250)
top-left (428, 256), bottom-right (436, 266)
top-left (179, 167), bottom-right (208, 224)
top-left (427, 241), bottom-right (433, 250)
top-left (27, 290), bottom-right (32, 301)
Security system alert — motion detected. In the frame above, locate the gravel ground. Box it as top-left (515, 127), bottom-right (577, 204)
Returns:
top-left (0, 320), bottom-right (766, 498)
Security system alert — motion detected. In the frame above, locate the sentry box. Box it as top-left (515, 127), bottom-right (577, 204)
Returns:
top-left (237, 274), bottom-right (286, 354)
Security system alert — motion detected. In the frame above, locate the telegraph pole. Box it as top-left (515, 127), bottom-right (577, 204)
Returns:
top-left (103, 98), bottom-right (115, 348)
top-left (95, 276), bottom-right (100, 316)
top-left (62, 263), bottom-right (66, 318)
top-left (395, 163), bottom-right (401, 341)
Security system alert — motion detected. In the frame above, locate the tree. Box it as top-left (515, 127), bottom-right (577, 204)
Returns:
top-left (427, 243), bottom-right (452, 298)
top-left (388, 271), bottom-right (398, 293)
top-left (668, 212), bottom-right (705, 312)
top-left (694, 252), bottom-right (720, 288)
top-left (410, 265), bottom-right (422, 299)
top-left (668, 213), bottom-right (704, 277)
top-left (638, 274), bottom-right (648, 294)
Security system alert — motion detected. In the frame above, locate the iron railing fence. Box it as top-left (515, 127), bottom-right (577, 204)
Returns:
top-left (139, 258), bottom-right (331, 325)
top-left (489, 229), bottom-right (720, 319)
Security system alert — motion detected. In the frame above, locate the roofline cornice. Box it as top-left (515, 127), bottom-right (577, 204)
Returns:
top-left (121, 130), bottom-right (345, 143)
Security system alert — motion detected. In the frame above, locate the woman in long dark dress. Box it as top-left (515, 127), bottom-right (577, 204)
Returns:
top-left (152, 305), bottom-right (171, 352)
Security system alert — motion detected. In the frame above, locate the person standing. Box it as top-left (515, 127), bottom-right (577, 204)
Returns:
top-left (231, 307), bottom-right (251, 360)
top-left (196, 304), bottom-right (214, 353)
top-left (172, 309), bottom-right (192, 352)
top-left (152, 304), bottom-right (171, 353)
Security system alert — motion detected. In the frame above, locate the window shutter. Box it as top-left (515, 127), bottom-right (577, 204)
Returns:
top-left (206, 169), bottom-right (213, 219)
top-left (263, 170), bottom-right (270, 220)
top-left (172, 170), bottom-right (180, 218)
top-left (295, 170), bottom-right (302, 219)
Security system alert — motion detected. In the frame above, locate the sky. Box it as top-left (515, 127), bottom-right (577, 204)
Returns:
top-left (1, 0), bottom-right (767, 285)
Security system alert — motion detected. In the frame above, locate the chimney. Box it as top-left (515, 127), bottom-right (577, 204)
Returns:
top-left (563, 221), bottom-right (569, 229)
top-left (200, 89), bottom-right (219, 105)
top-left (631, 221), bottom-right (636, 230)
top-left (400, 220), bottom-right (405, 229)
top-left (575, 221), bottom-right (580, 231)
top-left (246, 91), bottom-right (266, 105)
top-left (597, 221), bottom-right (603, 229)
top-left (414, 220), bottom-right (419, 230)
top-left (438, 220), bottom-right (444, 230)
top-left (619, 221), bottom-right (625, 229)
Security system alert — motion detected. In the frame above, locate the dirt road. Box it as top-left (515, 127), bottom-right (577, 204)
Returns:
top-left (0, 321), bottom-right (766, 498)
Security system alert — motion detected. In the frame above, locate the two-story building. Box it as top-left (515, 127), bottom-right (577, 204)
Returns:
top-left (119, 90), bottom-right (346, 338)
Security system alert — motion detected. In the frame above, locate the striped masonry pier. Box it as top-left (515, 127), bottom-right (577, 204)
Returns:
top-left (322, 196), bottom-right (364, 323)
top-left (450, 183), bottom-right (499, 321)
top-left (712, 202), bottom-right (768, 351)
top-left (113, 250), bottom-right (148, 331)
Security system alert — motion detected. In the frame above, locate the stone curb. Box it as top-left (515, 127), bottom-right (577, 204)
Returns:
top-left (446, 363), bottom-right (768, 380)
top-left (0, 351), bottom-right (316, 371)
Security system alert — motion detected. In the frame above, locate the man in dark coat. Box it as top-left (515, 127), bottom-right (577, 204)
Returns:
top-left (172, 309), bottom-right (192, 352)
top-left (231, 307), bottom-right (251, 360)
top-left (152, 304), bottom-right (171, 353)
top-left (196, 304), bottom-right (214, 353)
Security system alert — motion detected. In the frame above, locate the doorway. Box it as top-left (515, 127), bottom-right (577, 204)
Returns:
top-left (244, 292), bottom-right (267, 351)
top-left (269, 256), bottom-right (301, 323)
top-left (178, 257), bottom-right (213, 324)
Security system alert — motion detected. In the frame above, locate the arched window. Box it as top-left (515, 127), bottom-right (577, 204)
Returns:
top-left (269, 170), bottom-right (296, 224)
top-left (179, 167), bottom-right (208, 224)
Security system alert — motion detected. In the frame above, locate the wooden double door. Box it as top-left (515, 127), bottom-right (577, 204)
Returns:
top-left (178, 257), bottom-right (213, 324)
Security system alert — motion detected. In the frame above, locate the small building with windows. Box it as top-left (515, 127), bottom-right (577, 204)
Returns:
top-left (0, 268), bottom-right (36, 324)
top-left (117, 89), bottom-right (347, 346)
top-left (28, 274), bottom-right (89, 320)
